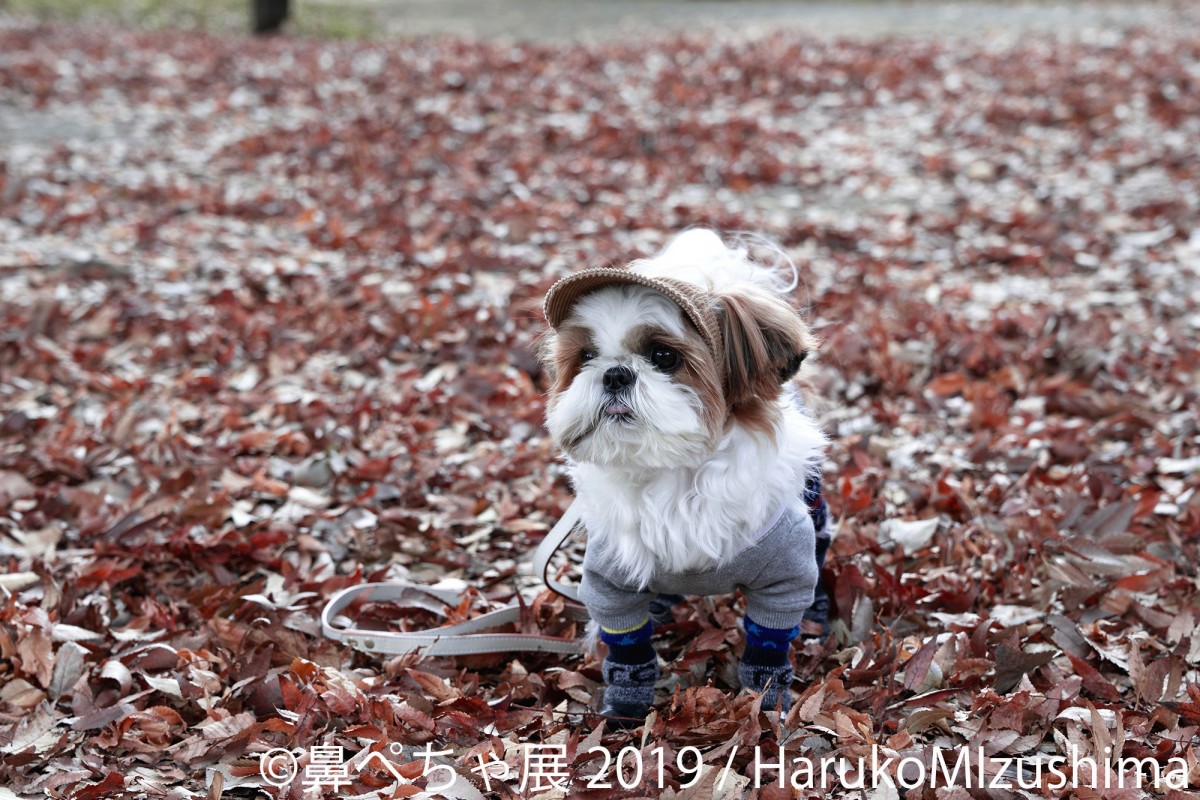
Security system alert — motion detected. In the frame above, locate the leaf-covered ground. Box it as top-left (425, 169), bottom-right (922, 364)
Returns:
top-left (1, 7), bottom-right (1199, 799)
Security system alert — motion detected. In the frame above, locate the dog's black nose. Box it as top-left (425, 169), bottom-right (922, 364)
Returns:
top-left (603, 365), bottom-right (636, 393)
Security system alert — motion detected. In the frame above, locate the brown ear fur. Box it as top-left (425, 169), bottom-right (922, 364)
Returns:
top-left (535, 327), bottom-right (558, 388)
top-left (718, 286), bottom-right (814, 416)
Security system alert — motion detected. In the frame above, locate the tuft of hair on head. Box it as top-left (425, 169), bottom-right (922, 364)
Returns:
top-left (633, 228), bottom-right (801, 299)
top-left (722, 230), bottom-right (801, 295)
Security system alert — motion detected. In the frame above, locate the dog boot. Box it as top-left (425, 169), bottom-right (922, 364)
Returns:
top-left (801, 470), bottom-right (834, 642)
top-left (801, 580), bottom-right (831, 641)
top-left (739, 618), bottom-right (796, 710)
top-left (598, 656), bottom-right (659, 729)
top-left (649, 593), bottom-right (684, 625)
top-left (739, 644), bottom-right (794, 713)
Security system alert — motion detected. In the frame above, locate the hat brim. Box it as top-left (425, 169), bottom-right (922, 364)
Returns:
top-left (543, 268), bottom-right (721, 360)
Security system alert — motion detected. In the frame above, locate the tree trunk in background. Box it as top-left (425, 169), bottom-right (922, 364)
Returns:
top-left (252, 0), bottom-right (290, 34)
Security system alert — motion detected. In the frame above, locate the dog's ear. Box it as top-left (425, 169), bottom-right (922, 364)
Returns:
top-left (536, 327), bottom-right (559, 384)
top-left (717, 286), bottom-right (814, 408)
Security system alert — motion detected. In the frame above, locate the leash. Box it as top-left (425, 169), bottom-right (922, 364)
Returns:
top-left (320, 501), bottom-right (589, 656)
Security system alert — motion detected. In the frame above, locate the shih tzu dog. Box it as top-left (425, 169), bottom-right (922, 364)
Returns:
top-left (541, 229), bottom-right (832, 726)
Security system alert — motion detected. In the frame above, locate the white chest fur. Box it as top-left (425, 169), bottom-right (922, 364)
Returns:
top-left (570, 400), bottom-right (825, 590)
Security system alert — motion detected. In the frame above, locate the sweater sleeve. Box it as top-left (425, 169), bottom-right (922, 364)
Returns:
top-left (579, 552), bottom-right (655, 634)
top-left (740, 509), bottom-right (818, 631)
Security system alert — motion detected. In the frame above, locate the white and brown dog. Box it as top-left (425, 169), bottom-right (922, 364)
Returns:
top-left (541, 229), bottom-right (832, 726)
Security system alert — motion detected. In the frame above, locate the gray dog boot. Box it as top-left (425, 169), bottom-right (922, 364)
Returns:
top-left (597, 656), bottom-right (659, 729)
top-left (739, 653), bottom-right (794, 713)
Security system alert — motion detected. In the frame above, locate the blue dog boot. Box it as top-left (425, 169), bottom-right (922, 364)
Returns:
top-left (740, 622), bottom-right (796, 713)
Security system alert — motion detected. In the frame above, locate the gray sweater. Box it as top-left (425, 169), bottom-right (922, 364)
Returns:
top-left (578, 505), bottom-right (818, 633)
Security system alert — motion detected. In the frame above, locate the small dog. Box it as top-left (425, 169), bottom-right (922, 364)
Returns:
top-left (541, 229), bottom-right (831, 725)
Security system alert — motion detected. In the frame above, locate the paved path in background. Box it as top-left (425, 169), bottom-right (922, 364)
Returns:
top-left (0, 1), bottom-right (1179, 147)
top-left (357, 0), bottom-right (1175, 43)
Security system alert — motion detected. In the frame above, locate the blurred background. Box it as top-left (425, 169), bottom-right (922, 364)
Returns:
top-left (0, 0), bottom-right (1182, 40)
top-left (1, 0), bottom-right (1198, 796)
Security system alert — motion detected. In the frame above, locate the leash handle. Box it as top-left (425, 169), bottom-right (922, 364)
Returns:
top-left (320, 501), bottom-right (588, 656)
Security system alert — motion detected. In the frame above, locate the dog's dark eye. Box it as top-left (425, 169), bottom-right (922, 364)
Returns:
top-left (647, 343), bottom-right (682, 372)
top-left (580, 349), bottom-right (596, 363)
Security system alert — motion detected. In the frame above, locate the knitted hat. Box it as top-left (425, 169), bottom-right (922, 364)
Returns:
top-left (543, 268), bottom-right (723, 363)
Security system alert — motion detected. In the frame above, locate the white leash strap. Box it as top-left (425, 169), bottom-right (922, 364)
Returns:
top-left (320, 501), bottom-right (587, 656)
top-left (532, 500), bottom-right (582, 604)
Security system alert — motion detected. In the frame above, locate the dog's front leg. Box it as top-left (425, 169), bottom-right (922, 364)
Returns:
top-left (579, 568), bottom-right (658, 729)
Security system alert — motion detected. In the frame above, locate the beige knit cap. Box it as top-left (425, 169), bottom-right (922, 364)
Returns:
top-left (543, 268), bottom-right (723, 363)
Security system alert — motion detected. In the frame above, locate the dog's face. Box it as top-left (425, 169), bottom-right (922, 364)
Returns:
top-left (544, 285), bottom-right (722, 470)
top-left (543, 281), bottom-right (812, 471)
